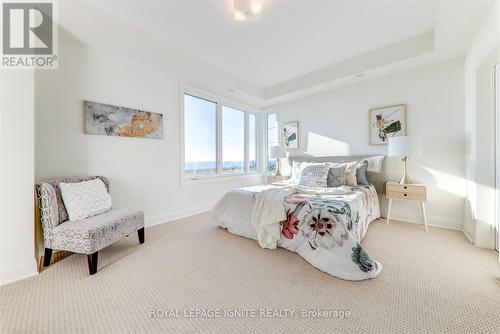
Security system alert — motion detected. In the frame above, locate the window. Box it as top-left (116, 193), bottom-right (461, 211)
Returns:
top-left (184, 94), bottom-right (217, 177)
top-left (248, 113), bottom-right (257, 172)
top-left (222, 106), bottom-right (245, 173)
top-left (267, 113), bottom-right (278, 173)
top-left (182, 88), bottom-right (259, 181)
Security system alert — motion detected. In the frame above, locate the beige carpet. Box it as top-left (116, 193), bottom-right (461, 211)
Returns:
top-left (1, 213), bottom-right (500, 334)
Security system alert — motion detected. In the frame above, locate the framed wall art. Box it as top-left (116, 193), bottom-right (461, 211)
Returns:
top-left (282, 121), bottom-right (299, 149)
top-left (84, 101), bottom-right (163, 139)
top-left (369, 104), bottom-right (406, 145)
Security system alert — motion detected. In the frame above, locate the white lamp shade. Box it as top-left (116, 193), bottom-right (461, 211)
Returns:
top-left (270, 145), bottom-right (286, 159)
top-left (388, 136), bottom-right (422, 157)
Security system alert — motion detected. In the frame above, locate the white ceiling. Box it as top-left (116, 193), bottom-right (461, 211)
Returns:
top-left (95, 1), bottom-right (437, 87)
top-left (60, 1), bottom-right (494, 105)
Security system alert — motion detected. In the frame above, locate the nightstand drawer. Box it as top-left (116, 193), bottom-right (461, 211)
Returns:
top-left (386, 183), bottom-right (426, 195)
top-left (386, 191), bottom-right (426, 202)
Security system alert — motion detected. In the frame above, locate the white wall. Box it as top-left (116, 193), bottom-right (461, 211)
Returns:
top-left (0, 70), bottom-right (38, 285)
top-left (35, 33), bottom-right (262, 227)
top-left (276, 59), bottom-right (466, 229)
top-left (464, 2), bottom-right (500, 249)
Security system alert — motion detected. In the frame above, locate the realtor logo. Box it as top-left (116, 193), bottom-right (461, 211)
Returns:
top-left (1, 1), bottom-right (58, 68)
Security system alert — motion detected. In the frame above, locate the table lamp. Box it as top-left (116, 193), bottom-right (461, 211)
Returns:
top-left (270, 145), bottom-right (286, 176)
top-left (388, 136), bottom-right (422, 184)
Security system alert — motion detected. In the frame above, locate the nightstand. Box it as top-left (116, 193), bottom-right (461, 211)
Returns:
top-left (267, 175), bottom-right (289, 184)
top-left (386, 182), bottom-right (428, 231)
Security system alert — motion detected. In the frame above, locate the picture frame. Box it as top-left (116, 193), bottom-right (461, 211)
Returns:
top-left (369, 104), bottom-right (406, 145)
top-left (84, 100), bottom-right (163, 140)
top-left (282, 121), bottom-right (299, 149)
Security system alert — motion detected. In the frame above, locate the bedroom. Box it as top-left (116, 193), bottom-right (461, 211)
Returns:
top-left (0, 0), bottom-right (499, 333)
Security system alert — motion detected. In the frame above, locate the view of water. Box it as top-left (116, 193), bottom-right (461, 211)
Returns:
top-left (185, 161), bottom-right (257, 174)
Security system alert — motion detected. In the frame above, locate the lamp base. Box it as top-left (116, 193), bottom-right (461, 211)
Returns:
top-left (399, 174), bottom-right (412, 185)
top-left (399, 156), bottom-right (412, 184)
top-left (275, 159), bottom-right (282, 177)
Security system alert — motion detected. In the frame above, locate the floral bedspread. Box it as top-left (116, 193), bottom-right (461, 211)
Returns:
top-left (277, 185), bottom-right (382, 280)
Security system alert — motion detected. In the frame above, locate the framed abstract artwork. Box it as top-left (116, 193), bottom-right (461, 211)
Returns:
top-left (84, 101), bottom-right (163, 139)
top-left (369, 104), bottom-right (406, 145)
top-left (282, 121), bottom-right (299, 149)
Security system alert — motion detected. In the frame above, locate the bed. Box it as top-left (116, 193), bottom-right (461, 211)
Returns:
top-left (211, 156), bottom-right (386, 281)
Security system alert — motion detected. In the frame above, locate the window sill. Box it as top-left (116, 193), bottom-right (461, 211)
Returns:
top-left (181, 172), bottom-right (263, 186)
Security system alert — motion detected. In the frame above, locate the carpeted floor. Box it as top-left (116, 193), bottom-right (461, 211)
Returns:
top-left (1, 213), bottom-right (499, 334)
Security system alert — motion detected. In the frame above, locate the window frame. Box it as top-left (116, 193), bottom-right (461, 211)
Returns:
top-left (180, 84), bottom-right (261, 185)
top-left (265, 111), bottom-right (279, 175)
top-left (247, 112), bottom-right (258, 173)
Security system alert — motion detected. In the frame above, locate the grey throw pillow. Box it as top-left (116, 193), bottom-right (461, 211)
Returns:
top-left (327, 165), bottom-right (346, 187)
top-left (356, 160), bottom-right (369, 185)
top-left (299, 164), bottom-right (329, 187)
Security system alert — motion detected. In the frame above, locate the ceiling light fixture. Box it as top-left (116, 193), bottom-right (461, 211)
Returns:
top-left (233, 0), bottom-right (264, 22)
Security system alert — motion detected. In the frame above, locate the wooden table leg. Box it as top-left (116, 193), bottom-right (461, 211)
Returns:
top-left (420, 201), bottom-right (428, 232)
top-left (387, 199), bottom-right (393, 224)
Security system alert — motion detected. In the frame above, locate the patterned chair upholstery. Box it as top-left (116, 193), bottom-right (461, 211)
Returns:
top-left (36, 176), bottom-right (145, 275)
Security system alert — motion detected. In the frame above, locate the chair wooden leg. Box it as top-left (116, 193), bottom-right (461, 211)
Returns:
top-left (138, 227), bottom-right (145, 244)
top-left (87, 252), bottom-right (98, 275)
top-left (43, 248), bottom-right (53, 267)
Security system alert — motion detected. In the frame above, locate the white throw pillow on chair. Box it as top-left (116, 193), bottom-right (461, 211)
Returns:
top-left (59, 178), bottom-right (112, 222)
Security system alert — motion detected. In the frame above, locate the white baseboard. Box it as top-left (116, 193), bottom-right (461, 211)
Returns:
top-left (146, 203), bottom-right (213, 228)
top-left (387, 213), bottom-right (463, 230)
top-left (462, 229), bottom-right (474, 243)
top-left (388, 214), bottom-right (482, 247)
top-left (0, 259), bottom-right (38, 286)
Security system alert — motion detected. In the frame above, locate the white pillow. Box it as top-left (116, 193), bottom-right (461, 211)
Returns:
top-left (59, 178), bottom-right (112, 222)
top-left (364, 155), bottom-right (385, 172)
top-left (343, 161), bottom-right (359, 186)
top-left (299, 164), bottom-right (329, 187)
top-left (290, 161), bottom-right (309, 182)
top-left (291, 161), bottom-right (326, 182)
